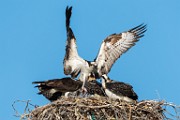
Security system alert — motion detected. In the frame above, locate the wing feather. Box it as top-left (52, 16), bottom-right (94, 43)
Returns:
top-left (106, 81), bottom-right (138, 100)
top-left (63, 6), bottom-right (85, 78)
top-left (64, 6), bottom-right (78, 59)
top-left (95, 24), bottom-right (147, 76)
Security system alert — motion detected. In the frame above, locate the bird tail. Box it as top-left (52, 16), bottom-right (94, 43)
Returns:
top-left (32, 81), bottom-right (49, 94)
top-left (32, 81), bottom-right (45, 84)
top-left (32, 81), bottom-right (46, 87)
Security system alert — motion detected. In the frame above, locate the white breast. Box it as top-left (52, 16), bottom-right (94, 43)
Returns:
top-left (105, 89), bottom-right (134, 103)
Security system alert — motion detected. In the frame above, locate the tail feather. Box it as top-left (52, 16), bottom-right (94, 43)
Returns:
top-left (37, 92), bottom-right (42, 95)
top-left (32, 81), bottom-right (45, 84)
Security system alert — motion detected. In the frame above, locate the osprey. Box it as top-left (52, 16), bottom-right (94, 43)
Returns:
top-left (101, 75), bottom-right (138, 103)
top-left (64, 6), bottom-right (147, 91)
top-left (33, 77), bottom-right (105, 101)
top-left (32, 77), bottom-right (82, 101)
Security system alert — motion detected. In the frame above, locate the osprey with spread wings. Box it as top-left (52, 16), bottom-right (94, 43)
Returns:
top-left (64, 6), bottom-right (147, 91)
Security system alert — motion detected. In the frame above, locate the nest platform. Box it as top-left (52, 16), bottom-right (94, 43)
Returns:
top-left (27, 96), bottom-right (164, 120)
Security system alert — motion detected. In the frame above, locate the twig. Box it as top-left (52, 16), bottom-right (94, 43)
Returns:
top-left (12, 100), bottom-right (37, 119)
top-left (77, 104), bottom-right (111, 109)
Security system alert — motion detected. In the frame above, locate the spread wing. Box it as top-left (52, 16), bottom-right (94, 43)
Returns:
top-left (95, 24), bottom-right (147, 76)
top-left (63, 6), bottom-right (85, 78)
top-left (64, 6), bottom-right (78, 60)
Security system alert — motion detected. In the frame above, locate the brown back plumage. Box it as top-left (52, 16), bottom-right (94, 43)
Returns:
top-left (85, 81), bottom-right (105, 96)
top-left (33, 77), bottom-right (82, 101)
top-left (106, 81), bottom-right (138, 100)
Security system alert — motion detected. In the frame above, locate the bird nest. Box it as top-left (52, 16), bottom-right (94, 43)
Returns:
top-left (25, 96), bottom-right (166, 120)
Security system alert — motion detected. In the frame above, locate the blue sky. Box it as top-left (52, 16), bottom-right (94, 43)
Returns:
top-left (0, 0), bottom-right (180, 119)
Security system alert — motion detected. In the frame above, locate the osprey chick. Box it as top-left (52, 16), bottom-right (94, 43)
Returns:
top-left (101, 75), bottom-right (138, 103)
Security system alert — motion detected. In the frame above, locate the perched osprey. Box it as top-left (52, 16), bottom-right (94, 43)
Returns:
top-left (32, 77), bottom-right (82, 101)
top-left (64, 6), bottom-right (147, 91)
top-left (33, 77), bottom-right (104, 101)
top-left (101, 75), bottom-right (138, 103)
